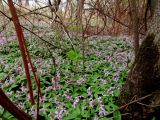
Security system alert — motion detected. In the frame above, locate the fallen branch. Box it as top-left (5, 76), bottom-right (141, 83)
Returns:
top-left (0, 88), bottom-right (32, 120)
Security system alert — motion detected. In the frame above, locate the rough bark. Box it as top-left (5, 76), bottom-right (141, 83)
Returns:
top-left (120, 0), bottom-right (160, 119)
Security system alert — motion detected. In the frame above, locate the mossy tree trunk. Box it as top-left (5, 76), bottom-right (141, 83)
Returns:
top-left (121, 0), bottom-right (160, 119)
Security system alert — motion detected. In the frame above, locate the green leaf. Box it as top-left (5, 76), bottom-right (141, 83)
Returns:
top-left (0, 73), bottom-right (6, 79)
top-left (75, 107), bottom-right (81, 115)
top-left (81, 93), bottom-right (88, 98)
top-left (1, 110), bottom-right (15, 120)
top-left (151, 117), bottom-right (156, 120)
top-left (63, 113), bottom-right (79, 120)
top-left (44, 103), bottom-right (52, 108)
top-left (81, 110), bottom-right (90, 118)
top-left (100, 117), bottom-right (110, 120)
top-left (113, 111), bottom-right (121, 120)
top-left (114, 90), bottom-right (120, 97)
top-left (66, 50), bottom-right (79, 60)
top-left (9, 84), bottom-right (19, 91)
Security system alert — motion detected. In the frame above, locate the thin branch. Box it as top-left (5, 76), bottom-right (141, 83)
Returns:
top-left (105, 94), bottom-right (152, 117)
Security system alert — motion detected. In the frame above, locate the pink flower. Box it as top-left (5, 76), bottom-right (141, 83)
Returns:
top-left (87, 87), bottom-right (92, 96)
top-left (73, 96), bottom-right (81, 108)
top-left (35, 58), bottom-right (41, 64)
top-left (40, 96), bottom-right (47, 102)
top-left (99, 105), bottom-right (106, 116)
top-left (99, 78), bottom-right (106, 83)
top-left (89, 98), bottom-right (94, 108)
top-left (77, 78), bottom-right (84, 85)
top-left (53, 83), bottom-right (61, 91)
top-left (104, 69), bottom-right (110, 76)
top-left (97, 96), bottom-right (102, 104)
top-left (56, 73), bottom-right (60, 81)
top-left (21, 82), bottom-right (28, 93)
top-left (32, 109), bottom-right (37, 119)
top-left (63, 93), bottom-right (72, 100)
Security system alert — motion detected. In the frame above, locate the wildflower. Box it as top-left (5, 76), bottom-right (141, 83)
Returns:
top-left (6, 91), bottom-right (13, 97)
top-left (107, 87), bottom-right (115, 96)
top-left (9, 77), bottom-right (14, 83)
top-left (40, 96), bottom-right (47, 103)
top-left (89, 98), bottom-right (94, 108)
top-left (16, 91), bottom-right (21, 97)
top-left (56, 73), bottom-right (60, 81)
top-left (99, 78), bottom-right (106, 83)
top-left (99, 105), bottom-right (106, 116)
top-left (104, 69), bottom-right (110, 76)
top-left (37, 69), bottom-right (44, 75)
top-left (73, 96), bottom-right (80, 108)
top-left (87, 87), bottom-right (92, 96)
top-left (53, 83), bottom-right (61, 91)
top-left (77, 78), bottom-right (84, 85)
top-left (94, 117), bottom-right (99, 120)
top-left (63, 93), bottom-right (72, 101)
top-left (35, 58), bottom-right (41, 64)
top-left (32, 109), bottom-right (37, 119)
top-left (54, 107), bottom-right (66, 120)
top-left (21, 82), bottom-right (28, 93)
top-left (108, 45), bottom-right (113, 50)
top-left (114, 75), bottom-right (119, 82)
top-left (97, 96), bottom-right (102, 104)
top-left (18, 102), bottom-right (24, 109)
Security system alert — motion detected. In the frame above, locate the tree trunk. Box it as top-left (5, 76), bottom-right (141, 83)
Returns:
top-left (120, 0), bottom-right (160, 119)
top-left (77, 0), bottom-right (85, 23)
top-left (18, 0), bottom-right (22, 5)
top-left (25, 0), bottom-right (29, 6)
top-left (130, 0), bottom-right (139, 57)
top-left (0, 0), bottom-right (3, 8)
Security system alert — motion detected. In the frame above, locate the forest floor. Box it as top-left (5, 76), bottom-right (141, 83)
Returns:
top-left (0, 34), bottom-right (134, 119)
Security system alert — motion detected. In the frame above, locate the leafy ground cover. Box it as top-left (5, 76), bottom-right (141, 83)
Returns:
top-left (0, 36), bottom-right (132, 120)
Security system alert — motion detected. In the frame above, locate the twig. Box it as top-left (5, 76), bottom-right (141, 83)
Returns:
top-left (22, 26), bottom-right (65, 50)
top-left (104, 113), bottom-right (131, 120)
top-left (136, 102), bottom-right (160, 108)
top-left (105, 94), bottom-right (152, 117)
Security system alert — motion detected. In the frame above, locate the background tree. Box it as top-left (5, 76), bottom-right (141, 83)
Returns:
top-left (25, 0), bottom-right (29, 6)
top-left (130, 0), bottom-right (139, 57)
top-left (18, 0), bottom-right (22, 5)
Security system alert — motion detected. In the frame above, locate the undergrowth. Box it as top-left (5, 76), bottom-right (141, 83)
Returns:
top-left (0, 37), bottom-right (132, 120)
